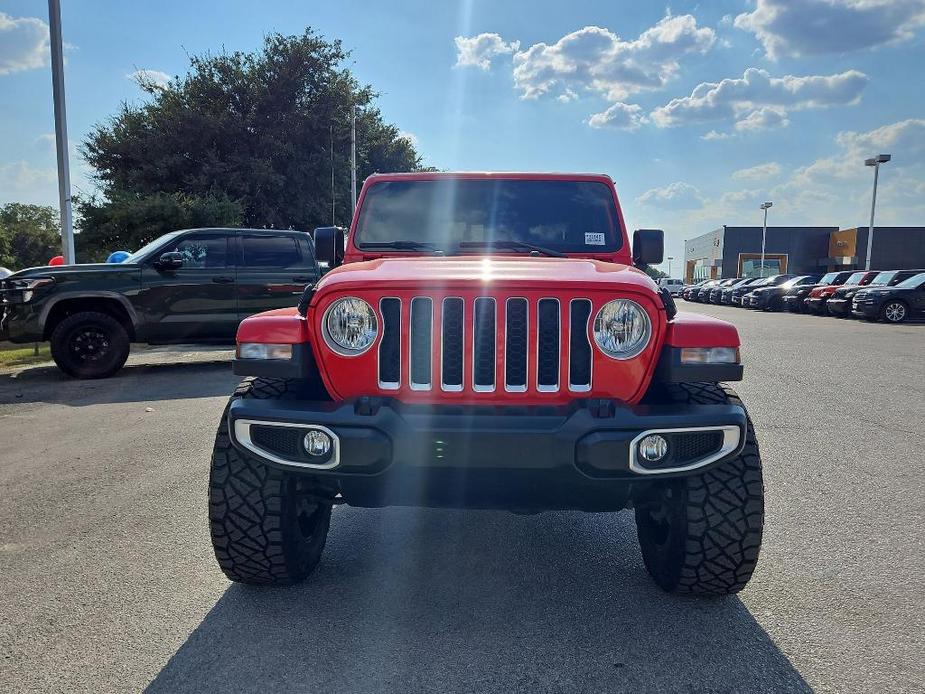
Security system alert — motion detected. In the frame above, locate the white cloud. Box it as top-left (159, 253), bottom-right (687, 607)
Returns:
top-left (651, 67), bottom-right (868, 130)
top-left (637, 181), bottom-right (704, 210)
top-left (0, 161), bottom-right (58, 205)
top-left (454, 33), bottom-right (520, 70)
top-left (587, 102), bottom-right (647, 130)
top-left (701, 129), bottom-right (733, 141)
top-left (735, 0), bottom-right (925, 59)
top-left (0, 12), bottom-right (49, 76)
top-left (732, 162), bottom-right (782, 180)
top-left (511, 15), bottom-right (715, 103)
top-left (127, 69), bottom-right (171, 88)
top-left (397, 130), bottom-right (419, 147)
top-left (734, 107), bottom-right (790, 131)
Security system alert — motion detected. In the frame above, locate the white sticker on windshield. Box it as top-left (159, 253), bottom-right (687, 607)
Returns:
top-left (585, 232), bottom-right (605, 246)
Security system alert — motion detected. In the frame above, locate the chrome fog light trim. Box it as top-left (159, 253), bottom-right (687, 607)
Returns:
top-left (232, 419), bottom-right (340, 469)
top-left (629, 425), bottom-right (741, 475)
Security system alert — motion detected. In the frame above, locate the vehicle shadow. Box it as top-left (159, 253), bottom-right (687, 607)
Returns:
top-left (147, 507), bottom-right (810, 693)
top-left (0, 359), bottom-right (238, 406)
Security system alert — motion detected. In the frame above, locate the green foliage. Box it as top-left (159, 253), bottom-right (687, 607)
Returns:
top-left (0, 203), bottom-right (61, 270)
top-left (75, 192), bottom-right (243, 262)
top-left (80, 28), bottom-right (425, 246)
top-left (643, 265), bottom-right (668, 281)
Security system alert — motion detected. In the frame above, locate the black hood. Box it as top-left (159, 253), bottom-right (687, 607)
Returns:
top-left (4, 263), bottom-right (141, 281)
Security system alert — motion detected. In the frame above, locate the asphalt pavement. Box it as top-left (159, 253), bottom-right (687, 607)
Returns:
top-left (0, 306), bottom-right (922, 693)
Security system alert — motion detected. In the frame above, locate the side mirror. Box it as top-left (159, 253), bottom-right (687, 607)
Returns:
top-left (633, 229), bottom-right (664, 267)
top-left (156, 251), bottom-right (184, 271)
top-left (313, 226), bottom-right (345, 271)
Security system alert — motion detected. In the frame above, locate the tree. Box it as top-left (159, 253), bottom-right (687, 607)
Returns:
top-left (642, 265), bottom-right (668, 281)
top-left (76, 192), bottom-right (243, 262)
top-left (80, 29), bottom-right (426, 252)
top-left (0, 203), bottom-right (61, 270)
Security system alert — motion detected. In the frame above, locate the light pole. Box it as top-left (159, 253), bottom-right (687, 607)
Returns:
top-left (759, 202), bottom-right (772, 277)
top-left (864, 154), bottom-right (891, 270)
top-left (48, 0), bottom-right (76, 264)
top-left (666, 256), bottom-right (674, 277)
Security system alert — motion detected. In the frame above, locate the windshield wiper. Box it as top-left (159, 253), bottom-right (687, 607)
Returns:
top-left (456, 240), bottom-right (566, 258)
top-left (361, 241), bottom-right (444, 253)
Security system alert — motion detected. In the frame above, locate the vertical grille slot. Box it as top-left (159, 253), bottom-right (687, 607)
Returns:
top-left (472, 297), bottom-right (496, 392)
top-left (536, 298), bottom-right (560, 391)
top-left (505, 298), bottom-right (528, 391)
top-left (569, 299), bottom-right (592, 391)
top-left (409, 297), bottom-right (432, 390)
top-left (378, 298), bottom-right (401, 389)
top-left (441, 297), bottom-right (464, 391)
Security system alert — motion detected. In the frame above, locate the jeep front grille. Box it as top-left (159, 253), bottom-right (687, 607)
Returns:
top-left (377, 295), bottom-right (595, 395)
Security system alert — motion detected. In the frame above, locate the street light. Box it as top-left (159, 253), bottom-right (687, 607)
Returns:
top-left (863, 154), bottom-right (891, 270)
top-left (667, 256), bottom-right (674, 277)
top-left (759, 202), bottom-right (772, 277)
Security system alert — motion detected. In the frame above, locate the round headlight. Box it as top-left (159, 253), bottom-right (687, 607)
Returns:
top-left (593, 299), bottom-right (651, 360)
top-left (323, 297), bottom-right (378, 355)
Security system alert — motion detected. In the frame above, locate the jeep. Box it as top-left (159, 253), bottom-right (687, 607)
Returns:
top-left (210, 172), bottom-right (764, 596)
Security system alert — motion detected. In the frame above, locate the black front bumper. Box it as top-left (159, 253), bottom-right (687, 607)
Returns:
top-left (826, 298), bottom-right (852, 316)
top-left (851, 301), bottom-right (879, 318)
top-left (227, 396), bottom-right (747, 511)
top-left (805, 297), bottom-right (828, 313)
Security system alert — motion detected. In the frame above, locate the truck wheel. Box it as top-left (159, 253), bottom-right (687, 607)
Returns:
top-left (635, 383), bottom-right (764, 596)
top-left (881, 300), bottom-right (908, 323)
top-left (49, 311), bottom-right (130, 379)
top-left (209, 377), bottom-right (333, 585)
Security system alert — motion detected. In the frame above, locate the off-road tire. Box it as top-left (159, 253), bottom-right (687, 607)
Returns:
top-left (49, 310), bottom-right (130, 379)
top-left (209, 377), bottom-right (332, 585)
top-left (881, 300), bottom-right (908, 323)
top-left (635, 383), bottom-right (764, 596)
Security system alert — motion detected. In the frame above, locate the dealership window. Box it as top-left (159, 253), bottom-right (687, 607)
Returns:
top-left (738, 253), bottom-right (787, 278)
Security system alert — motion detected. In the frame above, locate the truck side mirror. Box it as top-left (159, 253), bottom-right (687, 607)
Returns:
top-left (156, 251), bottom-right (184, 271)
top-left (633, 229), bottom-right (664, 267)
top-left (313, 226), bottom-right (345, 271)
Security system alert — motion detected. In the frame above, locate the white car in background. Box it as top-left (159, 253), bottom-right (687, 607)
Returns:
top-left (657, 278), bottom-right (684, 296)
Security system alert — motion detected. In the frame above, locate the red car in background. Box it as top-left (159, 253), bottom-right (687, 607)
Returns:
top-left (804, 270), bottom-right (878, 315)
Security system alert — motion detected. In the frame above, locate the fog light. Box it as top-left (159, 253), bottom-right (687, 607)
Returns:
top-left (303, 430), bottom-right (332, 457)
top-left (638, 434), bottom-right (669, 463)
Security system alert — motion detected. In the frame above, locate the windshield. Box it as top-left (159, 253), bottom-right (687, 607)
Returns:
top-left (355, 179), bottom-right (622, 253)
top-left (818, 272), bottom-right (838, 284)
top-left (869, 271), bottom-right (896, 286)
top-left (124, 231), bottom-right (185, 263)
top-left (845, 272), bottom-right (866, 285)
top-left (896, 272), bottom-right (925, 289)
top-left (781, 277), bottom-right (806, 289)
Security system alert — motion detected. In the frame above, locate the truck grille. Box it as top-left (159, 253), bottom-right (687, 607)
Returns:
top-left (378, 295), bottom-right (595, 395)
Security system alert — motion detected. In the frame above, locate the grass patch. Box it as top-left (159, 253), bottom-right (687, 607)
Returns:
top-left (0, 343), bottom-right (52, 367)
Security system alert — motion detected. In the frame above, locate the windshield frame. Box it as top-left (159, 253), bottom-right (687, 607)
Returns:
top-left (352, 177), bottom-right (625, 255)
top-left (124, 231), bottom-right (186, 263)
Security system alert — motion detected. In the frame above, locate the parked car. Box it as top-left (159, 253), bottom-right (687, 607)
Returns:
top-left (805, 270), bottom-right (876, 315)
top-left (693, 279), bottom-right (721, 302)
top-left (681, 280), bottom-right (707, 301)
top-left (782, 271), bottom-right (853, 313)
top-left (745, 274), bottom-right (820, 311)
top-left (852, 271), bottom-right (925, 323)
top-left (742, 275), bottom-right (797, 308)
top-left (0, 227), bottom-right (320, 378)
top-left (727, 278), bottom-right (764, 306)
top-left (657, 278), bottom-right (684, 296)
top-left (827, 269), bottom-right (925, 317)
top-left (215, 171), bottom-right (764, 597)
top-left (708, 278), bottom-right (740, 304)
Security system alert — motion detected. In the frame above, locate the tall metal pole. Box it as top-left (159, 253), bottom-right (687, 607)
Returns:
top-left (350, 106), bottom-right (357, 217)
top-left (330, 125), bottom-right (335, 226)
top-left (48, 0), bottom-right (75, 264)
top-left (760, 206), bottom-right (768, 278)
top-left (864, 163), bottom-right (880, 271)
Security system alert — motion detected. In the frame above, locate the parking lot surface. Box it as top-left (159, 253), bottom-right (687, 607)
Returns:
top-left (0, 306), bottom-right (922, 693)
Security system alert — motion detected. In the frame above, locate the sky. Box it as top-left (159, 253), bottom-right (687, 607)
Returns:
top-left (2, 0), bottom-right (924, 272)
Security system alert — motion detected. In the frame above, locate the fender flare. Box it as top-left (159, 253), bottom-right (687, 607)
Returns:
top-left (39, 291), bottom-right (140, 334)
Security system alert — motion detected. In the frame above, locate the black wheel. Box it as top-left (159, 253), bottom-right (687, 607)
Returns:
top-left (635, 383), bottom-right (764, 596)
top-left (49, 310), bottom-right (130, 379)
top-left (881, 300), bottom-right (908, 323)
top-left (209, 377), bottom-right (333, 585)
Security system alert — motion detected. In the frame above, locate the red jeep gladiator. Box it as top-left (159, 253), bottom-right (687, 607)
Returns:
top-left (209, 172), bottom-right (763, 596)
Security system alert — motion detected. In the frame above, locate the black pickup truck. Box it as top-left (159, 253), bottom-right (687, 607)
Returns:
top-left (0, 227), bottom-right (319, 378)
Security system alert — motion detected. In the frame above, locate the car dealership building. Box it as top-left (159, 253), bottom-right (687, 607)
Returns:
top-left (682, 226), bottom-right (925, 283)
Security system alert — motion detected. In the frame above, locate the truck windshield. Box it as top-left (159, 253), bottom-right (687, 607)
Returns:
top-left (124, 231), bottom-right (184, 263)
top-left (818, 272), bottom-right (838, 284)
top-left (354, 179), bottom-right (623, 253)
